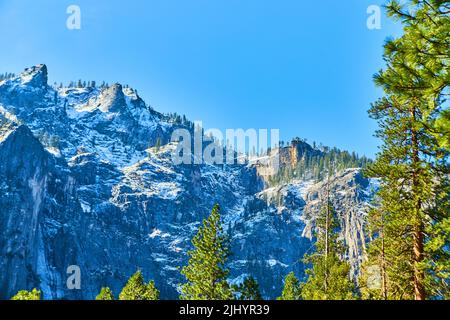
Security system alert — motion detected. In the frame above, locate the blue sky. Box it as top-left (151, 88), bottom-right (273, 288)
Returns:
top-left (0, 0), bottom-right (403, 158)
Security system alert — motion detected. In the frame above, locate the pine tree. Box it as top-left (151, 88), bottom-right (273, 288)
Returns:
top-left (363, 0), bottom-right (449, 300)
top-left (277, 272), bottom-right (301, 300)
top-left (11, 289), bottom-right (41, 300)
top-left (119, 271), bottom-right (160, 300)
top-left (96, 287), bottom-right (115, 300)
top-left (144, 281), bottom-right (160, 300)
top-left (180, 204), bottom-right (233, 300)
top-left (300, 177), bottom-right (356, 300)
top-left (232, 277), bottom-right (263, 300)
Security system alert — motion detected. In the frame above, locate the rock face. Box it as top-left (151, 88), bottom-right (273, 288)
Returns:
top-left (0, 123), bottom-right (81, 299)
top-left (279, 139), bottom-right (321, 168)
top-left (0, 65), bottom-right (377, 300)
top-left (302, 169), bottom-right (379, 277)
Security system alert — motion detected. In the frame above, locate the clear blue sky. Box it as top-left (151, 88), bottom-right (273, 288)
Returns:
top-left (0, 0), bottom-right (403, 158)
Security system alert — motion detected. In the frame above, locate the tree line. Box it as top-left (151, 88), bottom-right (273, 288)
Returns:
top-left (0, 73), bottom-right (16, 82)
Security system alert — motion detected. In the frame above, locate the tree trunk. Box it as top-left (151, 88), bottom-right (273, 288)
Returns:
top-left (380, 216), bottom-right (388, 300)
top-left (411, 105), bottom-right (425, 300)
top-left (413, 224), bottom-right (425, 300)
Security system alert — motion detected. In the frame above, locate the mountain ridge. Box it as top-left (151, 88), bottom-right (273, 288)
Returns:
top-left (0, 65), bottom-right (376, 299)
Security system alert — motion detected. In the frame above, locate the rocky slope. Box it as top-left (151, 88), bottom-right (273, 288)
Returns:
top-left (0, 65), bottom-right (377, 299)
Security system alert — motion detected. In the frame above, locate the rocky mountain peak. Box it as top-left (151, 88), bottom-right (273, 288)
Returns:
top-left (99, 83), bottom-right (127, 113)
top-left (279, 139), bottom-right (321, 169)
top-left (19, 64), bottom-right (48, 88)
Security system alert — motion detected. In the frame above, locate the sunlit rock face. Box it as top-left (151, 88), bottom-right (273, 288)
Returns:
top-left (0, 65), bottom-right (376, 299)
top-left (301, 169), bottom-right (380, 277)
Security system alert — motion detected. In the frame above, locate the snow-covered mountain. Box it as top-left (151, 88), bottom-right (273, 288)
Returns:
top-left (0, 65), bottom-right (377, 299)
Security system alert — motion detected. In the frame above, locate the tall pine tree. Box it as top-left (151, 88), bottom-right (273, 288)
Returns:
top-left (363, 0), bottom-right (449, 300)
top-left (180, 204), bottom-right (233, 300)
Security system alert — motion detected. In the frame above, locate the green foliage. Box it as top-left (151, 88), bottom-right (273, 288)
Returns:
top-left (301, 201), bottom-right (356, 300)
top-left (277, 272), bottom-right (301, 300)
top-left (180, 204), bottom-right (233, 300)
top-left (232, 277), bottom-right (263, 300)
top-left (362, 0), bottom-right (449, 300)
top-left (11, 289), bottom-right (41, 300)
top-left (96, 287), bottom-right (115, 300)
top-left (119, 271), bottom-right (160, 300)
top-left (433, 109), bottom-right (450, 151)
top-left (301, 256), bottom-right (355, 300)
